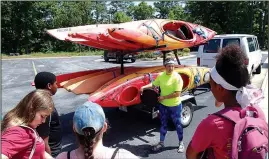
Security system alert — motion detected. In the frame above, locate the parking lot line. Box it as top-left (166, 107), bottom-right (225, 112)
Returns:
top-left (32, 61), bottom-right (37, 75)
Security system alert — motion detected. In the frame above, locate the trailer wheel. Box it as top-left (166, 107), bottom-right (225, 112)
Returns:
top-left (254, 64), bottom-right (261, 74)
top-left (181, 102), bottom-right (193, 128)
top-left (104, 51), bottom-right (109, 62)
top-left (116, 55), bottom-right (120, 63)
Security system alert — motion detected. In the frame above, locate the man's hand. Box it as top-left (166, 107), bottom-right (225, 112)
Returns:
top-left (140, 83), bottom-right (153, 95)
top-left (158, 96), bottom-right (165, 102)
top-left (140, 87), bottom-right (144, 94)
top-left (42, 136), bottom-right (51, 155)
top-left (140, 87), bottom-right (144, 95)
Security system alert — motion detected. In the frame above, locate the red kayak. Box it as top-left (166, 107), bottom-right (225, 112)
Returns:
top-left (53, 65), bottom-right (210, 107)
top-left (47, 19), bottom-right (216, 52)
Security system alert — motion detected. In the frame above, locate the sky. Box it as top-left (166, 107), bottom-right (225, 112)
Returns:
top-left (134, 1), bottom-right (154, 6)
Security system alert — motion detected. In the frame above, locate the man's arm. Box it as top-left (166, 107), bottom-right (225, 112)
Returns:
top-left (36, 117), bottom-right (51, 155)
top-left (140, 83), bottom-right (153, 92)
top-left (160, 91), bottom-right (180, 100)
top-left (42, 136), bottom-right (51, 155)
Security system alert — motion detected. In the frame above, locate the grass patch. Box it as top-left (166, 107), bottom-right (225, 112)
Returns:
top-left (1, 51), bottom-right (104, 59)
top-left (136, 50), bottom-right (190, 60)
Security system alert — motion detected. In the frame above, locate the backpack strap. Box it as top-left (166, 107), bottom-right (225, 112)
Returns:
top-left (213, 108), bottom-right (242, 124)
top-left (67, 151), bottom-right (71, 159)
top-left (199, 147), bottom-right (216, 159)
top-left (19, 125), bottom-right (37, 159)
top-left (111, 148), bottom-right (120, 159)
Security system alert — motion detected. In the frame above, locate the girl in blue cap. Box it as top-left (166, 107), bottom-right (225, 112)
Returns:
top-left (56, 101), bottom-right (139, 159)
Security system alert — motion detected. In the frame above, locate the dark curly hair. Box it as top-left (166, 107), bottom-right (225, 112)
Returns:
top-left (34, 72), bottom-right (56, 89)
top-left (215, 44), bottom-right (250, 90)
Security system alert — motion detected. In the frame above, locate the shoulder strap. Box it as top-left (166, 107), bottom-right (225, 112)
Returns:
top-left (213, 108), bottom-right (242, 124)
top-left (199, 147), bottom-right (216, 159)
top-left (67, 151), bottom-right (71, 159)
top-left (49, 115), bottom-right (52, 128)
top-left (111, 148), bottom-right (120, 159)
top-left (19, 125), bottom-right (37, 159)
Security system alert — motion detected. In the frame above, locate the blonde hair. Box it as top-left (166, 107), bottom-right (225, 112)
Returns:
top-left (1, 89), bottom-right (54, 131)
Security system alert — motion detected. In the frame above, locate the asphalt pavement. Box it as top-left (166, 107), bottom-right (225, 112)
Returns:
top-left (1, 51), bottom-right (268, 159)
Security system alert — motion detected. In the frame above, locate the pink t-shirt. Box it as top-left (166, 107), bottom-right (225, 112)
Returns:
top-left (2, 126), bottom-right (45, 159)
top-left (56, 147), bottom-right (139, 159)
top-left (191, 107), bottom-right (241, 159)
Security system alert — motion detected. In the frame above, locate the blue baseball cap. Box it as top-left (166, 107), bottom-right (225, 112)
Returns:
top-left (73, 101), bottom-right (105, 135)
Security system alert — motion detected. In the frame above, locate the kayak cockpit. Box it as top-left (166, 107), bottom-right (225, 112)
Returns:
top-left (163, 22), bottom-right (193, 40)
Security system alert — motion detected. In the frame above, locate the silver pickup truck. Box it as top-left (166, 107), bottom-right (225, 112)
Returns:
top-left (104, 51), bottom-right (136, 63)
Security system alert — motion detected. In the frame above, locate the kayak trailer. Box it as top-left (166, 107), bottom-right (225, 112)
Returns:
top-left (118, 85), bottom-right (210, 128)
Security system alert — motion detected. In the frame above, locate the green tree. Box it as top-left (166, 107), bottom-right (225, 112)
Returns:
top-left (186, 1), bottom-right (268, 48)
top-left (1, 1), bottom-right (46, 54)
top-left (112, 11), bottom-right (132, 23)
top-left (168, 5), bottom-right (186, 20)
top-left (41, 1), bottom-right (94, 52)
top-left (132, 2), bottom-right (155, 20)
top-left (154, 1), bottom-right (180, 19)
top-left (108, 1), bottom-right (134, 23)
top-left (91, 1), bottom-right (108, 24)
top-left (108, 1), bottom-right (133, 15)
top-left (186, 2), bottom-right (251, 33)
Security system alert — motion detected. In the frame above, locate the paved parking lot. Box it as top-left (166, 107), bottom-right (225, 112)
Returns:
top-left (1, 51), bottom-right (268, 158)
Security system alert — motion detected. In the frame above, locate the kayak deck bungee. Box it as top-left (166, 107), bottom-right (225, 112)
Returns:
top-left (47, 19), bottom-right (216, 52)
top-left (87, 66), bottom-right (210, 107)
top-left (55, 65), bottom-right (210, 107)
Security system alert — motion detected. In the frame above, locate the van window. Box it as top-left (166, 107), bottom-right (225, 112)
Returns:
top-left (254, 37), bottom-right (260, 50)
top-left (247, 37), bottom-right (256, 52)
top-left (203, 39), bottom-right (221, 53)
top-left (222, 38), bottom-right (240, 48)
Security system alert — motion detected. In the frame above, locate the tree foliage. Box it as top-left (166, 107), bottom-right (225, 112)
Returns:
top-left (132, 2), bottom-right (155, 20)
top-left (1, 1), bottom-right (268, 54)
top-left (112, 11), bottom-right (132, 23)
top-left (186, 1), bottom-right (268, 48)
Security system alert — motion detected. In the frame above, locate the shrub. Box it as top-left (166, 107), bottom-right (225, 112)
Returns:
top-left (183, 48), bottom-right (190, 53)
top-left (137, 52), bottom-right (155, 59)
top-left (182, 48), bottom-right (190, 56)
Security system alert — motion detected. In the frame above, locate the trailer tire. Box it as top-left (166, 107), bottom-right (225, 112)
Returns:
top-left (254, 64), bottom-right (261, 74)
top-left (116, 55), bottom-right (120, 63)
top-left (104, 51), bottom-right (109, 62)
top-left (181, 101), bottom-right (193, 128)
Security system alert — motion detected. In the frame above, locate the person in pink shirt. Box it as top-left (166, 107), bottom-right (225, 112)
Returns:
top-left (186, 44), bottom-right (262, 159)
top-left (1, 89), bottom-right (54, 159)
top-left (56, 101), bottom-right (139, 159)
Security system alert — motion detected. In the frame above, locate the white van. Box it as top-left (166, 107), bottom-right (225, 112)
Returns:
top-left (197, 34), bottom-right (262, 75)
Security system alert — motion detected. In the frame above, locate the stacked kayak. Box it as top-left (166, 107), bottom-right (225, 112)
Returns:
top-left (47, 19), bottom-right (216, 52)
top-left (56, 66), bottom-right (210, 107)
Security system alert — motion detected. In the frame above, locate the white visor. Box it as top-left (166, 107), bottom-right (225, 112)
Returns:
top-left (210, 66), bottom-right (264, 108)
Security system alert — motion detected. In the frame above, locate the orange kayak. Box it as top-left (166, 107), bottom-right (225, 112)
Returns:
top-left (69, 33), bottom-right (130, 50)
top-left (58, 66), bottom-right (163, 95)
top-left (47, 19), bottom-right (216, 52)
top-left (88, 66), bottom-right (210, 107)
top-left (54, 65), bottom-right (210, 107)
top-left (107, 19), bottom-right (216, 51)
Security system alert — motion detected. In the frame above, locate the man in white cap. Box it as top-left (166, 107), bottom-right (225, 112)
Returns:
top-left (140, 57), bottom-right (185, 153)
